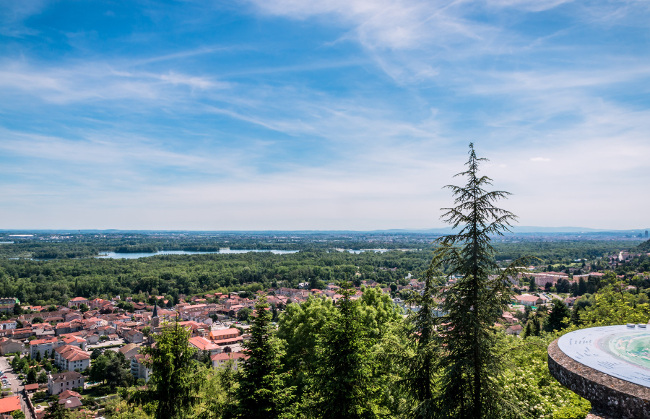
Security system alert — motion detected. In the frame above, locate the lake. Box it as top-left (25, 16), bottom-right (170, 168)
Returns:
top-left (97, 249), bottom-right (299, 259)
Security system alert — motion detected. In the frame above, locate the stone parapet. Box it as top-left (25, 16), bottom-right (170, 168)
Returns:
top-left (548, 338), bottom-right (650, 419)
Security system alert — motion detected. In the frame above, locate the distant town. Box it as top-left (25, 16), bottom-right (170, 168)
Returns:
top-left (0, 239), bottom-right (647, 418)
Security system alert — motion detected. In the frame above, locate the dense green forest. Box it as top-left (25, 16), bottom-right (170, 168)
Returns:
top-left (0, 232), bottom-right (643, 306)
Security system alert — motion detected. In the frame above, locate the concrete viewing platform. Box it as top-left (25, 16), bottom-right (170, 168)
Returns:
top-left (548, 325), bottom-right (650, 419)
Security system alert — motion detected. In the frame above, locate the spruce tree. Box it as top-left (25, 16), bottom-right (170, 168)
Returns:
top-left (543, 299), bottom-right (571, 332)
top-left (237, 295), bottom-right (289, 418)
top-left (402, 260), bottom-right (443, 417)
top-left (433, 143), bottom-right (518, 419)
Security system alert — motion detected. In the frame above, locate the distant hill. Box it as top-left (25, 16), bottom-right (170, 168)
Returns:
top-left (638, 240), bottom-right (650, 252)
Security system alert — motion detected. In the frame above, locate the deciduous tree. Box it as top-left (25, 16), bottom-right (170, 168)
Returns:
top-left (137, 320), bottom-right (201, 419)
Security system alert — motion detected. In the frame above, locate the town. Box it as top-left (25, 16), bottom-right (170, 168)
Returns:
top-left (0, 241), bottom-right (647, 418)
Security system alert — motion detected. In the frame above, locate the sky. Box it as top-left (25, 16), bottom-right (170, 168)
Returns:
top-left (1, 0), bottom-right (649, 231)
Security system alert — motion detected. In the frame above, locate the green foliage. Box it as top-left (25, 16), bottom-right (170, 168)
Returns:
top-left (38, 370), bottom-right (48, 383)
top-left (357, 286), bottom-right (402, 339)
top-left (43, 399), bottom-right (69, 419)
top-left (575, 284), bottom-right (650, 326)
top-left (277, 296), bottom-right (337, 396)
top-left (236, 307), bottom-right (252, 322)
top-left (135, 321), bottom-right (201, 419)
top-left (237, 296), bottom-right (291, 418)
top-left (499, 335), bottom-right (590, 419)
top-left (433, 144), bottom-right (519, 419)
top-left (399, 262), bottom-right (442, 417)
top-left (637, 239), bottom-right (650, 252)
top-left (89, 351), bottom-right (131, 389)
top-left (543, 300), bottom-right (571, 333)
top-left (106, 398), bottom-right (151, 419)
top-left (309, 284), bottom-right (384, 418)
top-left (193, 363), bottom-right (238, 419)
top-left (27, 366), bottom-right (38, 384)
top-left (0, 243), bottom-right (431, 306)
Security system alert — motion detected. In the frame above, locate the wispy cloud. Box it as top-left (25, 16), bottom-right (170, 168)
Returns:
top-left (0, 1), bottom-right (48, 37)
top-left (0, 60), bottom-right (225, 104)
top-left (1, 1), bottom-right (649, 229)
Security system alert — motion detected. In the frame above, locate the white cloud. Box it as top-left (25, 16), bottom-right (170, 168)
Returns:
top-left (0, 61), bottom-right (225, 104)
top-left (0, 1), bottom-right (48, 37)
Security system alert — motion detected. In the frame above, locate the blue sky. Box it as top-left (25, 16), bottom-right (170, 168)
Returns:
top-left (1, 0), bottom-right (649, 230)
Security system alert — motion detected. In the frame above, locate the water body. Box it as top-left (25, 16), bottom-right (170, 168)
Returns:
top-left (345, 249), bottom-right (388, 254)
top-left (336, 248), bottom-right (411, 254)
top-left (0, 241), bottom-right (14, 244)
top-left (97, 249), bottom-right (299, 259)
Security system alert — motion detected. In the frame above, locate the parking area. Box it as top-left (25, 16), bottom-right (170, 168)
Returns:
top-left (0, 356), bottom-right (21, 394)
top-left (0, 355), bottom-right (32, 419)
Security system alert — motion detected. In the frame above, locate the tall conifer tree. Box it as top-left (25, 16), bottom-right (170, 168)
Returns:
top-left (310, 284), bottom-right (378, 418)
top-left (401, 259), bottom-right (443, 417)
top-left (237, 295), bottom-right (289, 418)
top-left (434, 143), bottom-right (518, 419)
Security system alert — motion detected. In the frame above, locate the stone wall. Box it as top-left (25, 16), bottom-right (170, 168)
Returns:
top-left (548, 339), bottom-right (650, 419)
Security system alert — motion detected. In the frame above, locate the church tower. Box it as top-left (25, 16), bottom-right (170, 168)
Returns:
top-left (151, 303), bottom-right (160, 329)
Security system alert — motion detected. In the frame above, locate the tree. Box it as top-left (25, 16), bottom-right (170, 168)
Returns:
top-left (277, 296), bottom-right (337, 397)
top-left (104, 352), bottom-right (132, 390)
top-left (310, 284), bottom-right (380, 418)
top-left (237, 307), bottom-right (252, 322)
top-left (38, 370), bottom-right (48, 383)
top-left (27, 366), bottom-right (38, 384)
top-left (401, 262), bottom-right (442, 417)
top-left (135, 320), bottom-right (201, 419)
top-left (543, 299), bottom-right (571, 332)
top-left (433, 143), bottom-right (519, 419)
top-left (89, 354), bottom-right (108, 384)
top-left (44, 399), bottom-right (68, 419)
top-left (236, 295), bottom-right (289, 418)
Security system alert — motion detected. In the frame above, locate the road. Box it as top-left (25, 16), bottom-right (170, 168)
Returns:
top-left (0, 356), bottom-right (33, 419)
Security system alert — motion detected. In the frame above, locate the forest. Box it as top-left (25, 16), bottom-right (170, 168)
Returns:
top-left (0, 235), bottom-right (643, 308)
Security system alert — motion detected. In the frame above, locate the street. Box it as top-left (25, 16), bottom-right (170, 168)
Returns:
top-left (0, 356), bottom-right (33, 419)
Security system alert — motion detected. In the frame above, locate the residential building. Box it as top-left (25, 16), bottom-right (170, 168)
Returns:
top-left (54, 345), bottom-right (90, 372)
top-left (118, 343), bottom-right (141, 360)
top-left (211, 351), bottom-right (248, 369)
top-left (48, 371), bottom-right (85, 395)
top-left (131, 354), bottom-right (151, 382)
top-left (0, 298), bottom-right (18, 313)
top-left (58, 389), bottom-right (83, 410)
top-left (122, 328), bottom-right (144, 344)
top-left (67, 297), bottom-right (89, 309)
top-left (0, 320), bottom-right (17, 330)
top-left (189, 336), bottom-right (222, 356)
top-left (0, 395), bottom-right (21, 415)
top-left (210, 328), bottom-right (241, 343)
top-left (512, 294), bottom-right (543, 307)
top-left (0, 338), bottom-right (24, 355)
top-left (30, 337), bottom-right (60, 359)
